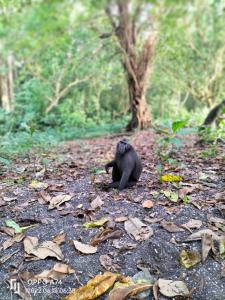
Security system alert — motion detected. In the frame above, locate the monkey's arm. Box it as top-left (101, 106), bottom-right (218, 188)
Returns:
top-left (105, 160), bottom-right (116, 173)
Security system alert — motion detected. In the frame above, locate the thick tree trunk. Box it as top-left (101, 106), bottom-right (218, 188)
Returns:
top-left (106, 0), bottom-right (155, 131)
top-left (126, 80), bottom-right (151, 131)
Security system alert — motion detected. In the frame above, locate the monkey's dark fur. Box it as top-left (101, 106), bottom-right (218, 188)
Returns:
top-left (203, 99), bottom-right (225, 126)
top-left (105, 139), bottom-right (142, 191)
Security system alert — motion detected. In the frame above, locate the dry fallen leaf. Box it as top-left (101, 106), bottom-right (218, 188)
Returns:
top-left (48, 194), bottom-right (73, 209)
top-left (178, 186), bottom-right (196, 198)
top-left (107, 283), bottom-right (152, 300)
top-left (52, 232), bottom-right (66, 245)
top-left (202, 233), bottom-right (213, 262)
top-left (124, 217), bottom-right (153, 241)
top-left (158, 279), bottom-right (189, 297)
top-left (0, 250), bottom-right (19, 264)
top-left (161, 220), bottom-right (184, 233)
top-left (184, 229), bottom-right (221, 242)
top-left (90, 196), bottom-right (104, 209)
top-left (73, 240), bottom-right (97, 254)
top-left (209, 216), bottom-right (225, 231)
top-left (24, 236), bottom-right (64, 260)
top-left (63, 272), bottom-right (127, 300)
top-left (90, 229), bottom-right (122, 247)
top-left (99, 255), bottom-right (120, 272)
top-left (34, 263), bottom-right (74, 281)
top-left (115, 216), bottom-right (128, 223)
top-left (142, 200), bottom-right (154, 209)
top-left (181, 219), bottom-right (202, 232)
top-left (144, 217), bottom-right (163, 224)
top-left (180, 249), bottom-right (201, 268)
top-left (3, 233), bottom-right (25, 250)
top-left (0, 226), bottom-right (15, 236)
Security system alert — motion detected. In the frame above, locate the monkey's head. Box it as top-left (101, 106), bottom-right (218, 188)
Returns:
top-left (116, 139), bottom-right (132, 155)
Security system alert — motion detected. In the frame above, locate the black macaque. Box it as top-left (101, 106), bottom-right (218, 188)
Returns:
top-left (202, 99), bottom-right (225, 126)
top-left (104, 139), bottom-right (142, 191)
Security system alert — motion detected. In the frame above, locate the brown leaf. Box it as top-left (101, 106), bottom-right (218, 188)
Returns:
top-left (34, 263), bottom-right (75, 281)
top-left (179, 186), bottom-right (196, 198)
top-left (0, 226), bottom-right (15, 236)
top-left (112, 240), bottom-right (137, 251)
top-left (48, 194), bottom-right (73, 209)
top-left (184, 229), bottom-right (221, 242)
top-left (161, 220), bottom-right (184, 233)
top-left (202, 233), bottom-right (213, 262)
top-left (90, 229), bottom-right (122, 247)
top-left (73, 240), bottom-right (97, 254)
top-left (52, 232), bottom-right (66, 245)
top-left (99, 255), bottom-right (120, 272)
top-left (24, 236), bottom-right (64, 260)
top-left (142, 200), bottom-right (154, 209)
top-left (3, 233), bottom-right (25, 250)
top-left (0, 250), bottom-right (19, 264)
top-left (209, 216), bottom-right (225, 228)
top-left (144, 217), bottom-right (163, 224)
top-left (181, 219), bottom-right (202, 232)
top-left (115, 216), bottom-right (128, 223)
top-left (107, 283), bottom-right (152, 300)
top-left (124, 217), bottom-right (153, 241)
top-left (90, 196), bottom-right (104, 209)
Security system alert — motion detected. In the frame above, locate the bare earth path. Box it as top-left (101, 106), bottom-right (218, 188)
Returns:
top-left (0, 130), bottom-right (224, 300)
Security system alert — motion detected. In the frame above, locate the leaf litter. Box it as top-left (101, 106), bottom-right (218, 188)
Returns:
top-left (0, 130), bottom-right (225, 300)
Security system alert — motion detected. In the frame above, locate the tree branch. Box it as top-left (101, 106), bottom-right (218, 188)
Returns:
top-left (45, 75), bottom-right (93, 113)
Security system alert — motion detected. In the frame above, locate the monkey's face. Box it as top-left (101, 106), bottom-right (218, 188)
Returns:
top-left (116, 139), bottom-right (131, 155)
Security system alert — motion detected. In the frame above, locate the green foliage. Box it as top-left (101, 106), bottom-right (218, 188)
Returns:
top-left (155, 119), bottom-right (197, 161)
top-left (0, 121), bottom-right (126, 156)
top-left (0, 0), bottom-right (225, 156)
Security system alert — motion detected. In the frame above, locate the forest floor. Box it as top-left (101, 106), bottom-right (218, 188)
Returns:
top-left (0, 130), bottom-right (225, 300)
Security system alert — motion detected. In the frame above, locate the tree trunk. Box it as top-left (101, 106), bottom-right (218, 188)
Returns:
top-left (7, 53), bottom-right (14, 107)
top-left (126, 79), bottom-right (151, 131)
top-left (0, 54), bottom-right (14, 112)
top-left (106, 0), bottom-right (156, 131)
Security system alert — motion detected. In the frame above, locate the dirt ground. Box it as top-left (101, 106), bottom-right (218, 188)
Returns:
top-left (0, 130), bottom-right (225, 300)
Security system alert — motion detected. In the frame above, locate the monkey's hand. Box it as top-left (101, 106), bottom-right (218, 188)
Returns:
top-left (105, 164), bottom-right (110, 174)
top-left (105, 160), bottom-right (116, 174)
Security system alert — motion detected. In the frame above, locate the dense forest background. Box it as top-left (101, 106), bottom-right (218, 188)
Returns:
top-left (0, 0), bottom-right (225, 155)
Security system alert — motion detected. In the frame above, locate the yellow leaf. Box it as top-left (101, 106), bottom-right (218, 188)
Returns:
top-left (161, 174), bottom-right (182, 182)
top-left (180, 249), bottom-right (201, 268)
top-left (29, 180), bottom-right (48, 189)
top-left (62, 272), bottom-right (127, 300)
top-left (84, 218), bottom-right (109, 229)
